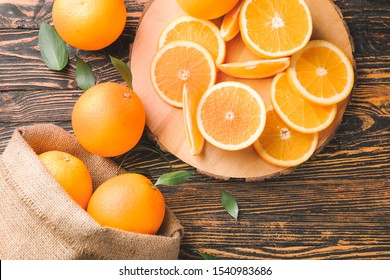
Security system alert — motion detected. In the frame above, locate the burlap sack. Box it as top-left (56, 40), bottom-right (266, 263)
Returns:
top-left (0, 124), bottom-right (183, 260)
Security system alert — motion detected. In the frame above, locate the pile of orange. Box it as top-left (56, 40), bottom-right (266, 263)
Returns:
top-left (38, 0), bottom-right (167, 235)
top-left (39, 150), bottom-right (165, 235)
top-left (150, 0), bottom-right (354, 167)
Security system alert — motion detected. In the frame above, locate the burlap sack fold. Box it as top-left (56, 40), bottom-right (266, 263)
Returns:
top-left (0, 124), bottom-right (183, 260)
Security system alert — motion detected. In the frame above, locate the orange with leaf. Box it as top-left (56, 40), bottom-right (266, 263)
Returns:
top-left (72, 82), bottom-right (145, 157)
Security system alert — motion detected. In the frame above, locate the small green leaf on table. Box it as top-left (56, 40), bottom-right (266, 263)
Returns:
top-left (155, 170), bottom-right (193, 186)
top-left (197, 251), bottom-right (217, 260)
top-left (39, 21), bottom-right (68, 71)
top-left (75, 56), bottom-right (95, 90)
top-left (221, 190), bottom-right (239, 220)
top-left (110, 55), bottom-right (133, 89)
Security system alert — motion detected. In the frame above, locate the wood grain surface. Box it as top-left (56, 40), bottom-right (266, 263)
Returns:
top-left (0, 0), bottom-right (389, 259)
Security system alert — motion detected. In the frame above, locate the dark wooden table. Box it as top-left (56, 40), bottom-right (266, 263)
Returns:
top-left (1, 0), bottom-right (389, 259)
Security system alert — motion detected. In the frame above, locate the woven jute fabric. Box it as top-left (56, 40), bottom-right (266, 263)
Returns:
top-left (0, 124), bottom-right (183, 260)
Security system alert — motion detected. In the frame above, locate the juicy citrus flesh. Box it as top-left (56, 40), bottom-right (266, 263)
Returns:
top-left (176, 0), bottom-right (241, 20)
top-left (183, 85), bottom-right (205, 155)
top-left (72, 82), bottom-right (146, 157)
top-left (87, 173), bottom-right (165, 235)
top-left (151, 40), bottom-right (217, 107)
top-left (52, 0), bottom-right (126, 50)
top-left (239, 0), bottom-right (312, 58)
top-left (38, 151), bottom-right (93, 209)
top-left (253, 109), bottom-right (318, 167)
top-left (158, 16), bottom-right (226, 65)
top-left (287, 40), bottom-right (355, 105)
top-left (197, 81), bottom-right (266, 151)
top-left (218, 57), bottom-right (290, 79)
top-left (271, 73), bottom-right (337, 134)
top-left (220, 0), bottom-right (243, 41)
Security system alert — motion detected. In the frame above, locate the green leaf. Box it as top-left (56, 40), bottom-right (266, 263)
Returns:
top-left (110, 55), bottom-right (133, 89)
top-left (75, 56), bottom-right (95, 90)
top-left (155, 170), bottom-right (193, 186)
top-left (221, 190), bottom-right (239, 220)
top-left (197, 251), bottom-right (217, 260)
top-left (39, 21), bottom-right (68, 71)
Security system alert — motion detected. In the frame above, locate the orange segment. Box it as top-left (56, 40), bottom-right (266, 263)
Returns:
top-left (197, 81), bottom-right (266, 151)
top-left (239, 0), bottom-right (312, 58)
top-left (220, 0), bottom-right (243, 41)
top-left (287, 40), bottom-right (355, 105)
top-left (183, 85), bottom-right (205, 155)
top-left (271, 73), bottom-right (337, 133)
top-left (253, 108), bottom-right (318, 167)
top-left (158, 16), bottom-right (226, 65)
top-left (151, 40), bottom-right (217, 107)
top-left (218, 57), bottom-right (290, 79)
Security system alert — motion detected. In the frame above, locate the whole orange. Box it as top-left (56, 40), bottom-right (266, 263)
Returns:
top-left (38, 151), bottom-right (93, 209)
top-left (72, 82), bottom-right (146, 157)
top-left (176, 0), bottom-right (240, 19)
top-left (87, 173), bottom-right (166, 234)
top-left (52, 0), bottom-right (127, 50)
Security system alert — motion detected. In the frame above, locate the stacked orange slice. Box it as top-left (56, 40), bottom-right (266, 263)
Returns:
top-left (149, 0), bottom-right (354, 168)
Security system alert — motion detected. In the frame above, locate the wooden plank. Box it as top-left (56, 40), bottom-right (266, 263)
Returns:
top-left (0, 28), bottom-right (133, 91)
top-left (0, 90), bottom-right (80, 122)
top-left (162, 180), bottom-right (390, 259)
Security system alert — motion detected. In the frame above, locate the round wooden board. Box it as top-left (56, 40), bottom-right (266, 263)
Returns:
top-left (130, 0), bottom-right (355, 180)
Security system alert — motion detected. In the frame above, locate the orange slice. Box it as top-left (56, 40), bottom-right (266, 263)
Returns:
top-left (239, 0), bottom-right (312, 58)
top-left (151, 40), bottom-right (216, 107)
top-left (183, 85), bottom-right (204, 155)
top-left (158, 15), bottom-right (226, 65)
top-left (271, 73), bottom-right (337, 133)
top-left (287, 40), bottom-right (355, 105)
top-left (197, 81), bottom-right (266, 151)
top-left (218, 57), bottom-right (290, 79)
top-left (253, 108), bottom-right (318, 167)
top-left (220, 0), bottom-right (243, 41)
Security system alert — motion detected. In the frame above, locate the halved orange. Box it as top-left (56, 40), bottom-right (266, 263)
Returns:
top-left (287, 40), bottom-right (355, 105)
top-left (218, 57), bottom-right (290, 79)
top-left (220, 0), bottom-right (243, 41)
top-left (239, 0), bottom-right (312, 58)
top-left (197, 81), bottom-right (266, 151)
top-left (158, 16), bottom-right (226, 65)
top-left (253, 108), bottom-right (318, 167)
top-left (183, 84), bottom-right (204, 155)
top-left (271, 73), bottom-right (337, 133)
top-left (151, 40), bottom-right (216, 108)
